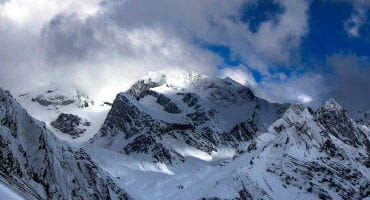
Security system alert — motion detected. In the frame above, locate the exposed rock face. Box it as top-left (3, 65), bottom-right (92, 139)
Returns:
top-left (30, 90), bottom-right (93, 108)
top-left (157, 94), bottom-right (182, 113)
top-left (123, 135), bottom-right (185, 165)
top-left (221, 120), bottom-right (259, 148)
top-left (98, 94), bottom-right (159, 141)
top-left (0, 88), bottom-right (133, 200)
top-left (32, 94), bottom-right (75, 106)
top-left (91, 93), bottom-right (184, 164)
top-left (354, 110), bottom-right (370, 126)
top-left (127, 78), bottom-right (164, 100)
top-left (51, 113), bottom-right (90, 138)
top-left (156, 94), bottom-right (171, 107)
top-left (316, 99), bottom-right (370, 150)
top-left (182, 92), bottom-right (198, 107)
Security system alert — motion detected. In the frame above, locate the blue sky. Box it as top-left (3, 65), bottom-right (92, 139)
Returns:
top-left (211, 0), bottom-right (369, 76)
top-left (0, 0), bottom-right (369, 113)
top-left (303, 0), bottom-right (369, 61)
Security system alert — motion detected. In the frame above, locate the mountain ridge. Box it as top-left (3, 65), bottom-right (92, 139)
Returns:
top-left (1, 69), bottom-right (369, 200)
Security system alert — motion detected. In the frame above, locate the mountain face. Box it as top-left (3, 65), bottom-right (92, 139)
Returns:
top-left (89, 70), bottom-right (289, 165)
top-left (0, 88), bottom-right (133, 200)
top-left (4, 70), bottom-right (370, 200)
top-left (235, 102), bottom-right (370, 200)
top-left (355, 110), bottom-right (370, 127)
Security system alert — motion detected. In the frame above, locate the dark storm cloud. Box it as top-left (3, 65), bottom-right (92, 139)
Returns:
top-left (43, 15), bottom-right (104, 64)
top-left (258, 54), bottom-right (370, 113)
top-left (320, 54), bottom-right (370, 113)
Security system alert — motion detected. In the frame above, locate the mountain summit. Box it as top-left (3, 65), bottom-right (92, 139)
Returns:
top-left (89, 70), bottom-right (289, 165)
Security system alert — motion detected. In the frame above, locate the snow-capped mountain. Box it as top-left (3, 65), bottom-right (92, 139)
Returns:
top-left (89, 70), bottom-right (289, 165)
top-left (0, 88), bottom-right (133, 200)
top-left (2, 69), bottom-right (369, 200)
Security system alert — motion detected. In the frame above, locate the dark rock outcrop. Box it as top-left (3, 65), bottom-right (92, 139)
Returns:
top-left (51, 113), bottom-right (90, 138)
top-left (316, 99), bottom-right (370, 151)
top-left (32, 94), bottom-right (75, 106)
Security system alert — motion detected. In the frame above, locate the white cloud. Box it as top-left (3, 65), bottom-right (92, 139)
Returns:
top-left (344, 4), bottom-right (368, 37)
top-left (331, 0), bottom-right (370, 37)
top-left (258, 73), bottom-right (323, 105)
top-left (218, 66), bottom-right (317, 105)
top-left (98, 0), bottom-right (310, 72)
top-left (298, 94), bottom-right (313, 103)
top-left (247, 0), bottom-right (309, 66)
top-left (0, 0), bottom-right (311, 103)
top-left (219, 65), bottom-right (257, 89)
top-left (0, 0), bottom-right (222, 101)
top-left (0, 0), bottom-right (101, 32)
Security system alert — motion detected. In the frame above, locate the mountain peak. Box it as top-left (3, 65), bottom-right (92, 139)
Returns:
top-left (323, 99), bottom-right (343, 111)
top-left (142, 69), bottom-right (205, 89)
top-left (286, 103), bottom-right (307, 114)
top-left (126, 69), bottom-right (257, 108)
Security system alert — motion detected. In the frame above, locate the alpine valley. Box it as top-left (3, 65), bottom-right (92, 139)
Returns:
top-left (1, 70), bottom-right (369, 200)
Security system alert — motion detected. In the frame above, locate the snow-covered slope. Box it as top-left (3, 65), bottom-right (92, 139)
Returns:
top-left (0, 181), bottom-right (24, 200)
top-left (16, 83), bottom-right (111, 143)
top-left (231, 102), bottom-right (370, 200)
top-left (0, 88), bottom-right (133, 200)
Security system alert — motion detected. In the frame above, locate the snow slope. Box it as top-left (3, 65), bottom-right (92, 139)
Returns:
top-left (16, 83), bottom-right (111, 143)
top-left (0, 183), bottom-right (24, 200)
